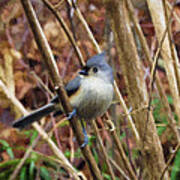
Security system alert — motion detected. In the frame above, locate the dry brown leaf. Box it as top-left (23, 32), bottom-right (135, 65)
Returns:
top-left (3, 48), bottom-right (15, 94)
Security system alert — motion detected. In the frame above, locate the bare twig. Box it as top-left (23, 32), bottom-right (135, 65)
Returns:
top-left (124, 116), bottom-right (136, 174)
top-left (41, 0), bottom-right (85, 66)
top-left (163, 0), bottom-right (180, 93)
top-left (66, 0), bottom-right (101, 53)
top-left (114, 81), bottom-right (140, 142)
top-left (30, 71), bottom-right (54, 97)
top-left (110, 128), bottom-right (138, 180)
top-left (92, 120), bottom-right (116, 180)
top-left (54, 0), bottom-right (64, 9)
top-left (166, 0), bottom-right (180, 24)
top-left (109, 158), bottom-right (130, 180)
top-left (160, 143), bottom-right (180, 180)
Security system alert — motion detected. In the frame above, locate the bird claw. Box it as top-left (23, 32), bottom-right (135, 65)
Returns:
top-left (67, 109), bottom-right (77, 120)
top-left (67, 109), bottom-right (89, 147)
top-left (80, 128), bottom-right (89, 148)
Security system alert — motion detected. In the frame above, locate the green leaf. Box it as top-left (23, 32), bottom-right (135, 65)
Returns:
top-left (103, 173), bottom-right (111, 180)
top-left (92, 148), bottom-right (99, 164)
top-left (157, 126), bottom-right (166, 136)
top-left (64, 150), bottom-right (70, 158)
top-left (6, 147), bottom-right (14, 159)
top-left (40, 166), bottom-right (51, 180)
top-left (29, 161), bottom-right (35, 180)
top-left (89, 135), bottom-right (96, 146)
top-left (30, 131), bottom-right (38, 144)
top-left (58, 121), bottom-right (69, 127)
top-left (167, 95), bottom-right (173, 105)
top-left (24, 129), bottom-right (35, 137)
top-left (120, 132), bottom-right (125, 140)
top-left (171, 149), bottom-right (180, 180)
top-left (30, 151), bottom-right (39, 162)
top-left (0, 139), bottom-right (9, 148)
top-left (75, 148), bottom-right (82, 158)
top-left (0, 139), bottom-right (14, 159)
top-left (20, 166), bottom-right (27, 180)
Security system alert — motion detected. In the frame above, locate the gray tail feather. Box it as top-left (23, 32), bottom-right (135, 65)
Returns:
top-left (12, 103), bottom-right (56, 129)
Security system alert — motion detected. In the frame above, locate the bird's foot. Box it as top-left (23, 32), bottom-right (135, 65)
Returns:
top-left (81, 127), bottom-right (89, 148)
top-left (67, 109), bottom-right (77, 120)
top-left (67, 110), bottom-right (88, 147)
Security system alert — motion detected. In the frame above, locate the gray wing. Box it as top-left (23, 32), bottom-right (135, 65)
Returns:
top-left (51, 76), bottom-right (81, 103)
top-left (65, 76), bottom-right (81, 96)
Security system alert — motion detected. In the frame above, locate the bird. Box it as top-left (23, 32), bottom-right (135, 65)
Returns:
top-left (12, 52), bottom-right (114, 146)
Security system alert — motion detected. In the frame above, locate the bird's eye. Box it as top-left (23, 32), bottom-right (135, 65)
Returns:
top-left (93, 67), bottom-right (98, 73)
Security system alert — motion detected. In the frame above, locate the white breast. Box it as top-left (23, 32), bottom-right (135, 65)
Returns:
top-left (70, 76), bottom-right (114, 120)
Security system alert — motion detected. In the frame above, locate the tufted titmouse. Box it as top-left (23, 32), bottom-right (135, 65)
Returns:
top-left (13, 52), bottom-right (114, 133)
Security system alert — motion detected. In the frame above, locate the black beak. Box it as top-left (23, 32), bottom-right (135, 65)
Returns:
top-left (79, 69), bottom-right (88, 76)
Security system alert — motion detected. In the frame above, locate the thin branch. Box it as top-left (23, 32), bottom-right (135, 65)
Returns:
top-left (163, 0), bottom-right (180, 94)
top-left (109, 158), bottom-right (130, 180)
top-left (30, 71), bottom-right (54, 97)
top-left (92, 120), bottom-right (116, 180)
top-left (41, 0), bottom-right (85, 66)
top-left (114, 81), bottom-right (140, 142)
top-left (124, 116), bottom-right (136, 174)
top-left (166, 0), bottom-right (180, 24)
top-left (110, 128), bottom-right (138, 180)
top-left (160, 143), bottom-right (180, 180)
top-left (66, 0), bottom-right (101, 53)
